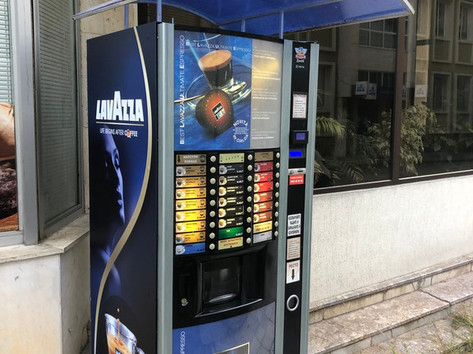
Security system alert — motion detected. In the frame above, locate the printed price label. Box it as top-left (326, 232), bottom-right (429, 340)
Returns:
top-left (253, 221), bottom-right (273, 233)
top-left (175, 188), bottom-right (206, 199)
top-left (253, 211), bottom-right (272, 223)
top-left (253, 230), bottom-right (272, 244)
top-left (176, 177), bottom-right (206, 188)
top-left (254, 182), bottom-right (273, 193)
top-left (175, 232), bottom-right (206, 244)
top-left (176, 154), bottom-right (206, 165)
top-left (175, 221), bottom-right (206, 233)
top-left (218, 237), bottom-right (243, 250)
top-left (254, 161), bottom-right (273, 172)
top-left (175, 210), bottom-right (206, 222)
top-left (254, 172), bottom-right (273, 183)
top-left (175, 165), bottom-right (206, 177)
top-left (253, 192), bottom-right (273, 203)
top-left (254, 202), bottom-right (273, 213)
top-left (255, 151), bottom-right (274, 162)
top-left (175, 198), bottom-right (206, 211)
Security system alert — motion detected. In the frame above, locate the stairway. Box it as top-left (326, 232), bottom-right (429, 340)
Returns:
top-left (308, 263), bottom-right (473, 353)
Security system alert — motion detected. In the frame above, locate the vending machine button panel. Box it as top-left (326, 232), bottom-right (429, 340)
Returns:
top-left (174, 149), bottom-right (280, 255)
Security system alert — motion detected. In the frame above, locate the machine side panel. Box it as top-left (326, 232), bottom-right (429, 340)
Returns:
top-left (87, 23), bottom-right (157, 354)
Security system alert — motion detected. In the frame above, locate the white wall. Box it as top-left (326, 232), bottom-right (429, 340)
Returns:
top-left (0, 218), bottom-right (89, 353)
top-left (310, 175), bottom-right (473, 304)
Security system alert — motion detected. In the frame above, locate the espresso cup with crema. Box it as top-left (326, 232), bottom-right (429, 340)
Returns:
top-left (198, 50), bottom-right (234, 89)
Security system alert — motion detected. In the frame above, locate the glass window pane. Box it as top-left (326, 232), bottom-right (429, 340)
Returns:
top-left (436, 0), bottom-right (445, 37)
top-left (384, 19), bottom-right (397, 33)
top-left (315, 23), bottom-right (394, 188)
top-left (457, 76), bottom-right (471, 112)
top-left (370, 32), bottom-right (383, 47)
top-left (384, 33), bottom-right (397, 49)
top-left (371, 20), bottom-right (383, 31)
top-left (359, 29), bottom-right (369, 46)
top-left (398, 0), bottom-right (473, 178)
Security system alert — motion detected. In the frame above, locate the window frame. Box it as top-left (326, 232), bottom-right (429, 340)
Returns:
top-left (359, 19), bottom-right (398, 49)
top-left (0, 0), bottom-right (39, 246)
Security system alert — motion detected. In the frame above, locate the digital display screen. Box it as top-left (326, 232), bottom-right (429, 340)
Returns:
top-left (295, 132), bottom-right (307, 141)
top-left (289, 150), bottom-right (303, 158)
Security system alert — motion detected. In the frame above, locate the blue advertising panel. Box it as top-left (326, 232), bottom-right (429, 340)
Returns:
top-left (173, 303), bottom-right (275, 354)
top-left (174, 30), bottom-right (283, 151)
top-left (87, 23), bottom-right (157, 354)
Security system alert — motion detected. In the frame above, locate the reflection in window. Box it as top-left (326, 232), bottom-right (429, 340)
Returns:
top-left (456, 75), bottom-right (471, 112)
top-left (436, 0), bottom-right (446, 37)
top-left (359, 19), bottom-right (397, 49)
top-left (432, 73), bottom-right (450, 111)
top-left (459, 3), bottom-right (473, 41)
top-left (309, 1), bottom-right (473, 189)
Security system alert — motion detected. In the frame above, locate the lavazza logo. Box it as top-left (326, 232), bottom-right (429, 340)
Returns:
top-left (95, 91), bottom-right (144, 122)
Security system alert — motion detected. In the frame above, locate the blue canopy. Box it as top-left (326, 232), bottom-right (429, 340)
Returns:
top-left (74, 0), bottom-right (414, 36)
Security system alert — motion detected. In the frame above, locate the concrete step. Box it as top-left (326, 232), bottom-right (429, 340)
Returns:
top-left (360, 314), bottom-right (471, 354)
top-left (308, 271), bottom-right (473, 354)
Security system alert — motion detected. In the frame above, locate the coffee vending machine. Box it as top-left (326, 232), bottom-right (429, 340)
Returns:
top-left (88, 22), bottom-right (317, 354)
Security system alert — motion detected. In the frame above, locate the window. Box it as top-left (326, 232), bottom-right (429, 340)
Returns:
top-left (0, 0), bottom-right (17, 233)
top-left (359, 19), bottom-right (397, 49)
top-left (317, 65), bottom-right (334, 115)
top-left (456, 75), bottom-right (471, 112)
top-left (35, 0), bottom-right (82, 237)
top-left (436, 0), bottom-right (446, 37)
top-left (432, 73), bottom-right (450, 111)
top-left (313, 3), bottom-right (473, 192)
top-left (459, 2), bottom-right (473, 41)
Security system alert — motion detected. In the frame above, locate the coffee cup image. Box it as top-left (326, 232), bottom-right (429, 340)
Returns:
top-left (198, 50), bottom-right (234, 89)
top-left (219, 197), bottom-right (227, 207)
top-left (195, 89), bottom-right (234, 136)
top-left (218, 208), bottom-right (226, 218)
top-left (219, 187), bottom-right (227, 196)
top-left (105, 314), bottom-right (138, 354)
top-left (219, 219), bottom-right (227, 228)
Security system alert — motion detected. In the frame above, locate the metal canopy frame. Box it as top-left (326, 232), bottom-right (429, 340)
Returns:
top-left (73, 0), bottom-right (414, 38)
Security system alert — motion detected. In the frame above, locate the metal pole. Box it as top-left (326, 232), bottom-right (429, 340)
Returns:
top-left (124, 4), bottom-right (129, 28)
top-left (157, 0), bottom-right (162, 22)
top-left (279, 11), bottom-right (284, 39)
